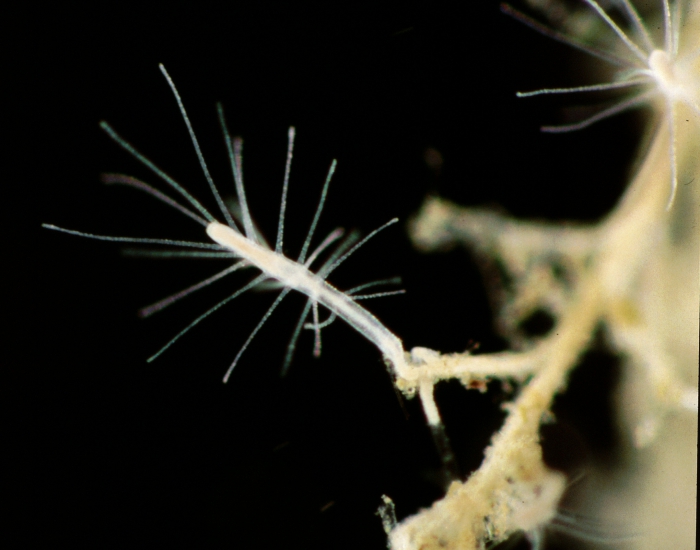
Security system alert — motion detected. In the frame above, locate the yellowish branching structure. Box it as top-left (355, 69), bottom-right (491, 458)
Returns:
top-left (385, 1), bottom-right (699, 548)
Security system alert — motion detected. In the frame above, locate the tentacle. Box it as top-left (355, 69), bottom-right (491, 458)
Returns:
top-left (275, 127), bottom-right (295, 253)
top-left (320, 218), bottom-right (399, 278)
top-left (618, 0), bottom-right (655, 53)
top-left (121, 249), bottom-right (237, 259)
top-left (101, 173), bottom-right (208, 226)
top-left (312, 301), bottom-right (322, 357)
top-left (223, 287), bottom-right (292, 382)
top-left (99, 121), bottom-right (216, 224)
top-left (304, 228), bottom-right (345, 268)
top-left (281, 299), bottom-right (314, 375)
top-left (298, 160), bottom-right (337, 264)
top-left (139, 261), bottom-right (248, 318)
top-left (159, 64), bottom-right (237, 229)
top-left (218, 103), bottom-right (257, 237)
top-left (148, 274), bottom-right (267, 363)
top-left (42, 224), bottom-right (223, 250)
top-left (516, 78), bottom-right (648, 98)
top-left (540, 90), bottom-right (653, 133)
top-left (500, 3), bottom-right (634, 68)
top-left (581, 0), bottom-right (648, 63)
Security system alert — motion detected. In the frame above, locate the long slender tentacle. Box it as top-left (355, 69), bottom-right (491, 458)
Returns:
top-left (320, 218), bottom-right (399, 278)
top-left (99, 122), bottom-right (216, 224)
top-left (352, 290), bottom-right (406, 300)
top-left (42, 224), bottom-right (223, 250)
top-left (304, 228), bottom-right (345, 268)
top-left (281, 299), bottom-right (314, 375)
top-left (149, 273), bottom-right (267, 363)
top-left (217, 103), bottom-right (257, 237)
top-left (582, 0), bottom-right (648, 63)
top-left (540, 90), bottom-right (653, 133)
top-left (298, 160), bottom-right (337, 264)
top-left (101, 174), bottom-right (208, 227)
top-left (345, 277), bottom-right (403, 296)
top-left (223, 288), bottom-right (292, 382)
top-left (139, 261), bottom-right (248, 318)
top-left (500, 4), bottom-right (634, 68)
top-left (159, 64), bottom-right (237, 229)
top-left (122, 249), bottom-right (237, 259)
top-left (517, 79), bottom-right (649, 98)
top-left (317, 230), bottom-right (361, 274)
top-left (618, 0), bottom-right (655, 53)
top-left (275, 128), bottom-right (296, 253)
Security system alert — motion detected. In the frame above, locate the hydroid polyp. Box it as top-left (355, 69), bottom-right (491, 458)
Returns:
top-left (503, 0), bottom-right (700, 209)
top-left (44, 64), bottom-right (408, 382)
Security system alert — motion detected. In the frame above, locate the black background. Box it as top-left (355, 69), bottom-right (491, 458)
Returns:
top-left (9, 1), bottom-right (644, 548)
